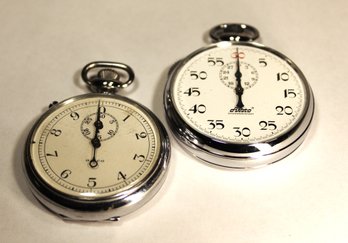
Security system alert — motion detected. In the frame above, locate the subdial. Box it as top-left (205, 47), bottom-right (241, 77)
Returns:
top-left (81, 113), bottom-right (119, 141)
top-left (219, 62), bottom-right (258, 89)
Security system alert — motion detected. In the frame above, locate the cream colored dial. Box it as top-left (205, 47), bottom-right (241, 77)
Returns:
top-left (172, 43), bottom-right (307, 144)
top-left (29, 95), bottom-right (160, 199)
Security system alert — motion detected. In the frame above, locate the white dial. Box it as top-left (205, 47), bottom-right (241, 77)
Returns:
top-left (172, 43), bottom-right (307, 144)
top-left (29, 95), bottom-right (161, 199)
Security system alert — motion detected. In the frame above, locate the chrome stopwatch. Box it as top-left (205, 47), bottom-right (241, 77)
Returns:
top-left (24, 61), bottom-right (170, 221)
top-left (164, 24), bottom-right (314, 169)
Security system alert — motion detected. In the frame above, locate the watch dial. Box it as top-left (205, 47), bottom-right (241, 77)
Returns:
top-left (172, 42), bottom-right (308, 144)
top-left (29, 95), bottom-right (160, 199)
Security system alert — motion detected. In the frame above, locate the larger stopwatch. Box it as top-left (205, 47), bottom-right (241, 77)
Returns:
top-left (164, 24), bottom-right (314, 169)
top-left (24, 61), bottom-right (170, 221)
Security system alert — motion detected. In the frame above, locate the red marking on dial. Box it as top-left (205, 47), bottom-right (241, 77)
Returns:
top-left (232, 51), bottom-right (245, 59)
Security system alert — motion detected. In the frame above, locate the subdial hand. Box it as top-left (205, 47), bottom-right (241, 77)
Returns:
top-left (94, 100), bottom-right (104, 130)
top-left (234, 48), bottom-right (245, 108)
top-left (89, 101), bottom-right (104, 168)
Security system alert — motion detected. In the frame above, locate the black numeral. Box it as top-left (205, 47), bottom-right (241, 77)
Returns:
top-left (108, 130), bottom-right (116, 136)
top-left (277, 72), bottom-right (289, 81)
top-left (109, 119), bottom-right (117, 124)
top-left (259, 58), bottom-right (267, 67)
top-left (46, 150), bottom-right (58, 157)
top-left (83, 117), bottom-right (93, 125)
top-left (99, 106), bottom-right (106, 113)
top-left (276, 106), bottom-right (293, 115)
top-left (82, 128), bottom-right (91, 136)
top-left (50, 129), bottom-right (62, 137)
top-left (133, 154), bottom-right (145, 162)
top-left (284, 89), bottom-right (296, 98)
top-left (98, 106), bottom-right (106, 119)
top-left (259, 121), bottom-right (277, 130)
top-left (135, 132), bottom-right (147, 139)
top-left (233, 127), bottom-right (251, 137)
top-left (189, 104), bottom-right (206, 114)
top-left (87, 178), bottom-right (97, 188)
top-left (190, 71), bottom-right (207, 80)
top-left (208, 57), bottom-right (224, 66)
top-left (184, 87), bottom-right (200, 96)
top-left (60, 169), bottom-right (72, 179)
top-left (117, 172), bottom-right (127, 180)
top-left (70, 112), bottom-right (79, 120)
top-left (207, 120), bottom-right (225, 130)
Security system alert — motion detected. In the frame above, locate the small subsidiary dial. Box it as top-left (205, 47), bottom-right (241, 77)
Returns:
top-left (80, 112), bottom-right (119, 141)
top-left (219, 61), bottom-right (258, 89)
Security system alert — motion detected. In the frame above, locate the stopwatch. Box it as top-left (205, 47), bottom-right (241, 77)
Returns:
top-left (24, 61), bottom-right (170, 221)
top-left (164, 24), bottom-right (314, 169)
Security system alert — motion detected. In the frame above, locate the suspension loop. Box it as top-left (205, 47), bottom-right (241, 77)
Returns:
top-left (81, 61), bottom-right (135, 93)
top-left (209, 23), bottom-right (260, 42)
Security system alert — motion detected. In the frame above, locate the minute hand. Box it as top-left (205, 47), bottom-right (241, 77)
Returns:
top-left (89, 100), bottom-right (104, 168)
top-left (234, 49), bottom-right (245, 109)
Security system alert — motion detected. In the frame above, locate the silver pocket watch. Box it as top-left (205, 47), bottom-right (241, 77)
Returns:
top-left (24, 61), bottom-right (170, 221)
top-left (164, 23), bottom-right (314, 169)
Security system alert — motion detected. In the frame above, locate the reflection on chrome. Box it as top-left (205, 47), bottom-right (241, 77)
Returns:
top-left (253, 143), bottom-right (273, 155)
top-left (80, 192), bottom-right (97, 197)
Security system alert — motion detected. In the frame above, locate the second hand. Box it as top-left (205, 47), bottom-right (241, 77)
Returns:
top-left (89, 100), bottom-right (104, 168)
top-left (234, 48), bottom-right (245, 108)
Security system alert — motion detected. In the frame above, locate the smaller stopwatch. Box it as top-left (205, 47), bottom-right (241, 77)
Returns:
top-left (24, 61), bottom-right (170, 221)
top-left (164, 23), bottom-right (314, 169)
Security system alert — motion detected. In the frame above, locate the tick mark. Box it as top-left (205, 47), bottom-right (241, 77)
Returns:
top-left (123, 115), bottom-right (131, 122)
